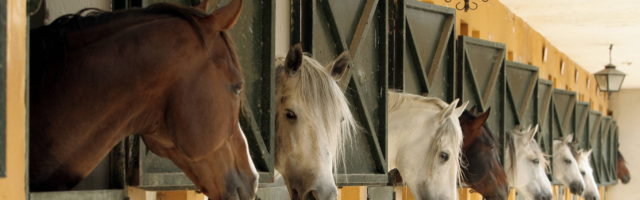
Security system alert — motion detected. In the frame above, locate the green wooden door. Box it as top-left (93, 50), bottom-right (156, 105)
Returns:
top-left (293, 0), bottom-right (388, 185)
top-left (550, 89), bottom-right (577, 183)
top-left (504, 62), bottom-right (539, 133)
top-left (587, 111), bottom-right (603, 184)
top-left (458, 36), bottom-right (506, 160)
top-left (126, 0), bottom-right (277, 189)
top-left (551, 89), bottom-right (576, 140)
top-left (600, 117), bottom-right (617, 185)
top-left (598, 117), bottom-right (612, 184)
top-left (390, 0), bottom-right (455, 102)
top-left (537, 80), bottom-right (553, 168)
top-left (574, 102), bottom-right (590, 149)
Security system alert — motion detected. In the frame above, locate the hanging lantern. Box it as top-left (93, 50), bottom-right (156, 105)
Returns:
top-left (594, 44), bottom-right (626, 92)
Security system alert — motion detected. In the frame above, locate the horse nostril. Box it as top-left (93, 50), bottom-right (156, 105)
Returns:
top-left (291, 189), bottom-right (301, 200)
top-left (536, 193), bottom-right (552, 200)
top-left (303, 190), bottom-right (318, 200)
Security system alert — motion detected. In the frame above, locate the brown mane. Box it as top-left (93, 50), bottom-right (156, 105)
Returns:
top-left (40, 3), bottom-right (208, 44)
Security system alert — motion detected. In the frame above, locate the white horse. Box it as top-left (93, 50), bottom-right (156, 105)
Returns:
top-left (274, 44), bottom-right (357, 200)
top-left (505, 125), bottom-right (552, 200)
top-left (387, 92), bottom-right (467, 200)
top-left (552, 134), bottom-right (585, 195)
top-left (575, 149), bottom-right (600, 200)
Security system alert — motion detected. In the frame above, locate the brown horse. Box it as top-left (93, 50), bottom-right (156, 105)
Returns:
top-left (29, 0), bottom-right (258, 198)
top-left (459, 109), bottom-right (509, 200)
top-left (617, 150), bottom-right (631, 184)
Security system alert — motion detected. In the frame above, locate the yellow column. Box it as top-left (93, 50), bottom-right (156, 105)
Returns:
top-left (0, 0), bottom-right (27, 199)
top-left (508, 188), bottom-right (516, 200)
top-left (339, 186), bottom-right (366, 200)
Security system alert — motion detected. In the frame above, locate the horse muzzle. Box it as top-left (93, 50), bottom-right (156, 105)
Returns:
top-left (583, 192), bottom-right (599, 200)
top-left (290, 184), bottom-right (338, 200)
top-left (569, 181), bottom-right (584, 195)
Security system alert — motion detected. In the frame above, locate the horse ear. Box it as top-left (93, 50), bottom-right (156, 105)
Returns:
top-left (327, 51), bottom-right (351, 81)
top-left (285, 44), bottom-right (303, 75)
top-left (453, 101), bottom-right (469, 117)
top-left (195, 0), bottom-right (210, 12)
top-left (439, 99), bottom-right (459, 123)
top-left (474, 107), bottom-right (491, 127)
top-left (527, 125), bottom-right (539, 141)
top-left (584, 149), bottom-right (593, 157)
top-left (563, 134), bottom-right (574, 144)
top-left (210, 0), bottom-right (243, 30)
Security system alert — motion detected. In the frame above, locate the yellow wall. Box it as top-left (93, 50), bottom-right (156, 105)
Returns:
top-left (422, 0), bottom-right (609, 114)
top-left (0, 0), bottom-right (28, 199)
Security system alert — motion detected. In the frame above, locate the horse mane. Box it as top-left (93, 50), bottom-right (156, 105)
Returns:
top-left (278, 55), bottom-right (359, 167)
top-left (388, 92), bottom-right (462, 181)
top-left (387, 91), bottom-right (448, 112)
top-left (39, 3), bottom-right (208, 44)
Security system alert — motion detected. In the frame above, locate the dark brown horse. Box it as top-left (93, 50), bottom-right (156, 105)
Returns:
top-left (29, 0), bottom-right (258, 198)
top-left (459, 109), bottom-right (509, 200)
top-left (617, 150), bottom-right (631, 184)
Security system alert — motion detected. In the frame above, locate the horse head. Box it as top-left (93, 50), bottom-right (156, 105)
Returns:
top-left (387, 92), bottom-right (467, 200)
top-left (506, 125), bottom-right (552, 200)
top-left (274, 44), bottom-right (357, 200)
top-left (552, 134), bottom-right (585, 195)
top-left (139, 0), bottom-right (259, 198)
top-left (576, 149), bottom-right (600, 200)
top-left (617, 150), bottom-right (631, 184)
top-left (459, 109), bottom-right (508, 200)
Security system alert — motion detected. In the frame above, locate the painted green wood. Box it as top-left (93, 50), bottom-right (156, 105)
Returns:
top-left (0, 0), bottom-right (5, 178)
top-left (367, 186), bottom-right (394, 200)
top-left (587, 111), bottom-right (603, 184)
top-left (551, 89), bottom-right (576, 140)
top-left (458, 36), bottom-right (506, 161)
top-left (601, 119), bottom-right (617, 185)
top-left (126, 0), bottom-right (276, 189)
top-left (391, 0), bottom-right (455, 102)
top-left (293, 0), bottom-right (389, 185)
top-left (504, 62), bottom-right (539, 133)
top-left (537, 79), bottom-right (553, 176)
top-left (30, 190), bottom-right (126, 200)
top-left (549, 89), bottom-right (576, 183)
top-left (574, 102), bottom-right (590, 149)
top-left (610, 123), bottom-right (619, 184)
top-left (598, 116), bottom-right (612, 184)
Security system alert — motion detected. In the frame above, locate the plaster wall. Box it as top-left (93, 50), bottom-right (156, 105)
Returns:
top-left (607, 89), bottom-right (640, 200)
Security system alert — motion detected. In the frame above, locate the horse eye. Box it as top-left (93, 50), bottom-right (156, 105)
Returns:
top-left (439, 152), bottom-right (449, 162)
top-left (231, 82), bottom-right (243, 95)
top-left (581, 171), bottom-right (586, 176)
top-left (564, 158), bottom-right (572, 164)
top-left (285, 109), bottom-right (297, 120)
top-left (532, 158), bottom-right (540, 164)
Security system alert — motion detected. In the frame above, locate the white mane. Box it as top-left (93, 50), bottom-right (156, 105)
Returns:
top-left (276, 55), bottom-right (358, 165)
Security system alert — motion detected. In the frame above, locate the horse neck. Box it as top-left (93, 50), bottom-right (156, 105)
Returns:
top-left (65, 15), bottom-right (173, 50)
